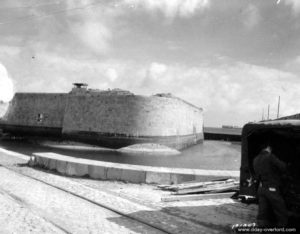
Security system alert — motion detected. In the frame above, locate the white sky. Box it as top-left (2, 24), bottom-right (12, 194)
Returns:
top-left (1, 0), bottom-right (300, 126)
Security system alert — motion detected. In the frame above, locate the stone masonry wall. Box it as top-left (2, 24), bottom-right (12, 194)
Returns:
top-left (3, 93), bottom-right (67, 128)
top-left (62, 93), bottom-right (203, 137)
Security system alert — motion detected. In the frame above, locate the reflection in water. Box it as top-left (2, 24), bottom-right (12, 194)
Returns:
top-left (0, 140), bottom-right (240, 170)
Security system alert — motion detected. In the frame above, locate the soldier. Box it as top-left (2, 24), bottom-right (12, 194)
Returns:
top-left (253, 145), bottom-right (288, 227)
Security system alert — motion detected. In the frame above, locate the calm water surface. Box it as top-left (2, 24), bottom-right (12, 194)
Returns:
top-left (0, 140), bottom-right (241, 170)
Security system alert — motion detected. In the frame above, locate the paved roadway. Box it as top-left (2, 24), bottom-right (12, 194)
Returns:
top-left (0, 156), bottom-right (167, 234)
top-left (0, 148), bottom-right (228, 234)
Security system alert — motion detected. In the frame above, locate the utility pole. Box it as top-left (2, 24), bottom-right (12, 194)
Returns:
top-left (262, 108), bottom-right (264, 121)
top-left (277, 96), bottom-right (280, 119)
top-left (267, 104), bottom-right (270, 120)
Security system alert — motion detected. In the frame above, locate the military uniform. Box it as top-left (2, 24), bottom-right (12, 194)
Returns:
top-left (253, 149), bottom-right (288, 227)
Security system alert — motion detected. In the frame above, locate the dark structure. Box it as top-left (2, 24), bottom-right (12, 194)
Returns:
top-left (239, 120), bottom-right (300, 219)
top-left (0, 84), bottom-right (204, 150)
top-left (277, 113), bottom-right (300, 120)
top-left (203, 127), bottom-right (241, 141)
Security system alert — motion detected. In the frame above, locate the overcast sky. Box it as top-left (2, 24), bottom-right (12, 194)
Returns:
top-left (0, 0), bottom-right (300, 126)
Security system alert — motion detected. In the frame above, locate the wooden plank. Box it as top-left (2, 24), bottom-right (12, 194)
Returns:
top-left (172, 179), bottom-right (236, 190)
top-left (172, 183), bottom-right (239, 195)
top-left (173, 181), bottom-right (238, 193)
top-left (161, 192), bottom-right (235, 202)
top-left (157, 178), bottom-right (236, 191)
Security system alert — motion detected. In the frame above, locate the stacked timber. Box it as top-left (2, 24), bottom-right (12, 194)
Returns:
top-left (159, 178), bottom-right (239, 202)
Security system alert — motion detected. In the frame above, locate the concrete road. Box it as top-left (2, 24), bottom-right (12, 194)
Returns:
top-left (0, 152), bottom-right (166, 234)
top-left (0, 166), bottom-right (167, 234)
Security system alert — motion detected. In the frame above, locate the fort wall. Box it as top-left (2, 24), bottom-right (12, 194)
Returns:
top-left (3, 93), bottom-right (66, 128)
top-left (0, 86), bottom-right (203, 149)
top-left (62, 93), bottom-right (203, 137)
